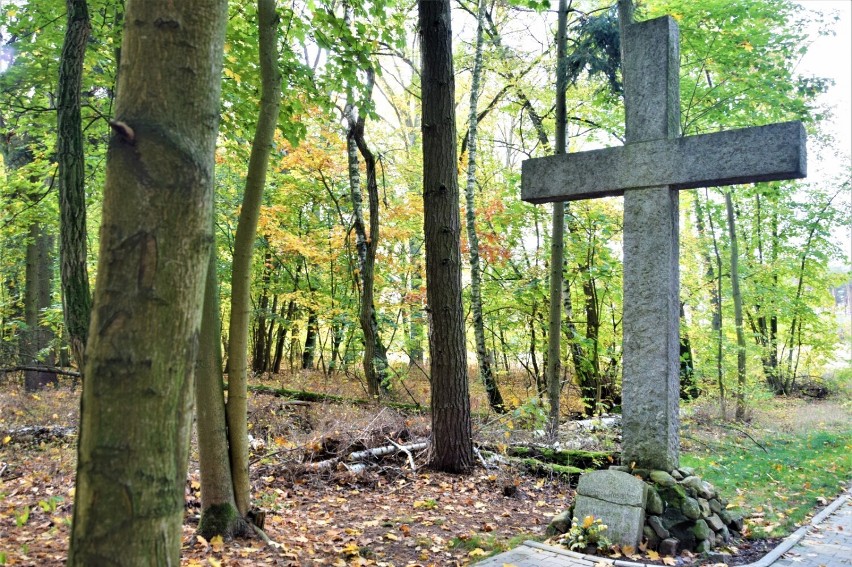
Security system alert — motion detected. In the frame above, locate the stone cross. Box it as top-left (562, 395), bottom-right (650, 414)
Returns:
top-left (522, 16), bottom-right (806, 472)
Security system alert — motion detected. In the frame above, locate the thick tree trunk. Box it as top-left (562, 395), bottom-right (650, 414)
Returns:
top-left (725, 192), bottom-right (747, 421)
top-left (419, 0), bottom-right (473, 473)
top-left (67, 0), bottom-right (227, 563)
top-left (464, 0), bottom-right (505, 414)
top-left (226, 0), bottom-right (282, 516)
top-left (57, 0), bottom-right (92, 371)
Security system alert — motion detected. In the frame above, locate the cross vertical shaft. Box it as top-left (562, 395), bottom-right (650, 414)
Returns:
top-left (621, 17), bottom-right (681, 471)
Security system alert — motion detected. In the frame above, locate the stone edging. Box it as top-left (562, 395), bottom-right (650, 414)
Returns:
top-left (523, 486), bottom-right (850, 567)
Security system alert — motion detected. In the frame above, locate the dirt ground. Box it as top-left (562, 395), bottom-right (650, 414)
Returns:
top-left (0, 374), bottom-right (848, 566)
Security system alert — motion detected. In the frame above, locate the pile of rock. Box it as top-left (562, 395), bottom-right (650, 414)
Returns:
top-left (547, 467), bottom-right (744, 557)
top-left (614, 465), bottom-right (744, 554)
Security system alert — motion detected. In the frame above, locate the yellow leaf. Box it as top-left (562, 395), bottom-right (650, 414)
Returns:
top-left (342, 542), bottom-right (360, 556)
top-left (662, 556), bottom-right (677, 566)
top-left (646, 549), bottom-right (660, 560)
top-left (384, 532), bottom-right (399, 541)
top-left (196, 535), bottom-right (209, 548)
top-left (2, 435), bottom-right (10, 444)
top-left (207, 558), bottom-right (222, 567)
top-left (468, 548), bottom-right (488, 558)
top-left (210, 534), bottom-right (224, 552)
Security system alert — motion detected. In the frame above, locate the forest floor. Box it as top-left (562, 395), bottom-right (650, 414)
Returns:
top-left (0, 370), bottom-right (849, 566)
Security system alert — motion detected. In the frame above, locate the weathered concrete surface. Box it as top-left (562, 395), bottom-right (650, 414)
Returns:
top-left (576, 470), bottom-right (648, 506)
top-left (619, 16), bottom-right (682, 473)
top-left (573, 471), bottom-right (647, 548)
top-left (521, 121), bottom-right (807, 203)
top-left (519, 15), bottom-right (807, 473)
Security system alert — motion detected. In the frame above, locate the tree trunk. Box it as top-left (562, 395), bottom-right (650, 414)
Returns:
top-left (67, 0), bottom-right (227, 563)
top-left (407, 238), bottom-right (425, 365)
top-left (546, 0), bottom-right (569, 435)
top-left (345, 66), bottom-right (389, 398)
top-left (301, 307), bottom-right (318, 370)
top-left (419, 0), bottom-right (473, 473)
top-left (196, 249), bottom-right (250, 539)
top-left (23, 222), bottom-right (57, 391)
top-left (57, 0), bottom-right (92, 372)
top-left (464, 0), bottom-right (505, 414)
top-left (225, 0), bottom-right (282, 516)
top-left (697, 190), bottom-right (725, 416)
top-left (725, 192), bottom-right (747, 421)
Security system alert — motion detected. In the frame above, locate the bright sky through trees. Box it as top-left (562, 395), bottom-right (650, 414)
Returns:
top-left (797, 1), bottom-right (851, 264)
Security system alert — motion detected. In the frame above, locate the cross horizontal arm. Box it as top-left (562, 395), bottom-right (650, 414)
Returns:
top-left (521, 121), bottom-right (806, 203)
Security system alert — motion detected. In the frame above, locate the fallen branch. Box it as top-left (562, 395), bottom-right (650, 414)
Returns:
top-left (348, 441), bottom-right (428, 462)
top-left (303, 440), bottom-right (428, 472)
top-left (0, 366), bottom-right (81, 378)
top-left (385, 436), bottom-right (416, 470)
top-left (227, 383), bottom-right (423, 412)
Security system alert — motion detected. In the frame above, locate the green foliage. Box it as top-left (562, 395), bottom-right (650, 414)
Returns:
top-left (557, 514), bottom-right (612, 552)
top-left (14, 506), bottom-right (29, 527)
top-left (682, 428), bottom-right (852, 537)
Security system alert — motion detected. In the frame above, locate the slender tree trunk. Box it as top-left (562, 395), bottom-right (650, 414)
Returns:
top-left (225, 0), bottom-right (282, 516)
top-left (57, 0), bottom-right (92, 371)
top-left (464, 0), bottom-right (505, 414)
top-left (698, 190), bottom-right (725, 416)
top-left (67, 0), bottom-right (227, 562)
top-left (547, 0), bottom-right (570, 434)
top-left (196, 249), bottom-right (250, 539)
top-left (419, 0), bottom-right (473, 473)
top-left (408, 239), bottom-right (425, 365)
top-left (725, 192), bottom-right (747, 421)
top-left (345, 66), bottom-right (389, 398)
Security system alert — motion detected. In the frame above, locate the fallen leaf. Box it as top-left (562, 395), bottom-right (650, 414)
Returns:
top-left (468, 548), bottom-right (488, 558)
top-left (210, 534), bottom-right (224, 553)
top-left (662, 556), bottom-right (677, 566)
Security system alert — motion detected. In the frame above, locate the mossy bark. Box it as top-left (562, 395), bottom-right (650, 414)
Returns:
top-left (67, 1), bottom-right (227, 564)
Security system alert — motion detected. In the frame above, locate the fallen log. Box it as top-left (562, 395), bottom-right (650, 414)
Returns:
top-left (478, 444), bottom-right (618, 470)
top-left (504, 446), bottom-right (618, 470)
top-left (303, 441), bottom-right (429, 472)
top-left (480, 450), bottom-right (585, 480)
top-left (225, 383), bottom-right (423, 412)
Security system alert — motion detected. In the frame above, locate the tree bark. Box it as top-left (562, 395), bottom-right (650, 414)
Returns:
top-left (725, 191), bottom-right (747, 421)
top-left (464, 0), bottom-right (505, 414)
top-left (196, 249), bottom-right (250, 539)
top-left (345, 66), bottom-right (390, 399)
top-left (23, 222), bottom-right (57, 391)
top-left (419, 0), bottom-right (473, 473)
top-left (67, 0), bottom-right (227, 563)
top-left (226, 0), bottom-right (282, 516)
top-left (57, 0), bottom-right (92, 372)
top-left (546, 0), bottom-right (569, 435)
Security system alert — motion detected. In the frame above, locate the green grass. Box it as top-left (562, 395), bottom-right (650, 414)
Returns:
top-left (682, 428), bottom-right (851, 538)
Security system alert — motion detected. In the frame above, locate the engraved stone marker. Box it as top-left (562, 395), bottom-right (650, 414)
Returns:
top-left (521, 16), bottom-right (806, 472)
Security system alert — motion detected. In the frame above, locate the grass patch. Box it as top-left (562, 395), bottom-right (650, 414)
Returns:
top-left (682, 427), bottom-right (851, 538)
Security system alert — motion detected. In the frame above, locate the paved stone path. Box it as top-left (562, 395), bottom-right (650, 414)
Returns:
top-left (476, 488), bottom-right (850, 567)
